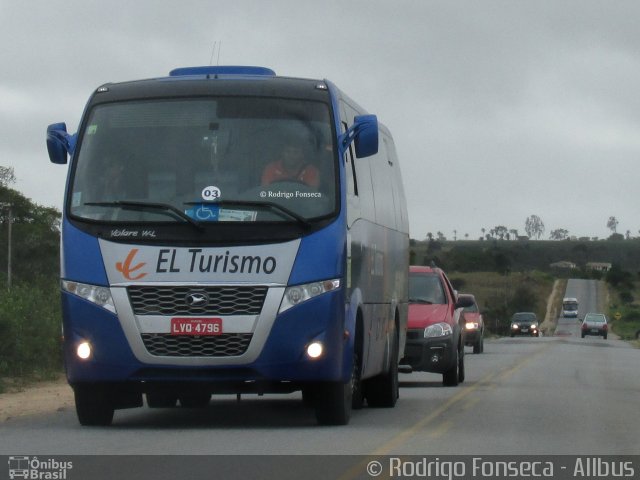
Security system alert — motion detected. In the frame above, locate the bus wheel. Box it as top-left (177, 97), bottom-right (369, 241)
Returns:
top-left (146, 393), bottom-right (178, 408)
top-left (315, 380), bottom-right (352, 426)
top-left (74, 387), bottom-right (114, 426)
top-left (301, 386), bottom-right (317, 407)
top-left (365, 326), bottom-right (399, 408)
top-left (351, 352), bottom-right (365, 410)
top-left (179, 393), bottom-right (211, 408)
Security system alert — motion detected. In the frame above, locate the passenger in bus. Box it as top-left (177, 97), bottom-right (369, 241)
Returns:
top-left (261, 141), bottom-right (320, 188)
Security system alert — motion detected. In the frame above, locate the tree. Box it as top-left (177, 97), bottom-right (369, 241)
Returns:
top-left (549, 228), bottom-right (569, 240)
top-left (0, 166), bottom-right (16, 187)
top-left (607, 216), bottom-right (618, 234)
top-left (524, 215), bottom-right (545, 239)
top-left (493, 225), bottom-right (508, 240)
top-left (0, 183), bottom-right (61, 283)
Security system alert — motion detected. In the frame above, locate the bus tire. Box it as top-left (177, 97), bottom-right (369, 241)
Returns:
top-left (314, 380), bottom-right (352, 426)
top-left (365, 326), bottom-right (399, 408)
top-left (351, 352), bottom-right (365, 410)
top-left (74, 387), bottom-right (114, 426)
top-left (179, 393), bottom-right (211, 408)
top-left (146, 393), bottom-right (178, 408)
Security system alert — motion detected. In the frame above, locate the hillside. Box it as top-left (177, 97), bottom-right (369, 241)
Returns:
top-left (410, 238), bottom-right (640, 274)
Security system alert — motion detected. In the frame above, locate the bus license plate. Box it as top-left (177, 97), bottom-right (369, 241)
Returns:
top-left (170, 318), bottom-right (222, 336)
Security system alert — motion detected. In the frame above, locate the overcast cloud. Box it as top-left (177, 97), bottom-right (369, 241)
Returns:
top-left (1, 0), bottom-right (639, 240)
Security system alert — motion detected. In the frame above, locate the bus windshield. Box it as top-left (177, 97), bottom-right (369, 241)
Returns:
top-left (70, 97), bottom-right (337, 224)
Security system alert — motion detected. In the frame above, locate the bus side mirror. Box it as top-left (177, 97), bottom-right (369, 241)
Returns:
top-left (46, 122), bottom-right (77, 164)
top-left (340, 114), bottom-right (379, 158)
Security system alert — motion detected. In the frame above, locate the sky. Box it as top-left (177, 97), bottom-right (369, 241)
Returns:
top-left (1, 0), bottom-right (639, 241)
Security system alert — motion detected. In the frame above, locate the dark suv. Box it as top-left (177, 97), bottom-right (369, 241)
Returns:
top-left (401, 266), bottom-right (473, 386)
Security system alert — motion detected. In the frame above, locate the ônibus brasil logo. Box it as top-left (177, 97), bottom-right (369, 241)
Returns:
top-left (115, 248), bottom-right (147, 280)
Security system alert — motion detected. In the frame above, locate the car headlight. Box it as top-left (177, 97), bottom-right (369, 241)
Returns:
top-left (424, 322), bottom-right (453, 338)
top-left (465, 322), bottom-right (479, 330)
top-left (62, 280), bottom-right (116, 314)
top-left (279, 279), bottom-right (341, 313)
top-left (531, 323), bottom-right (538, 329)
top-left (511, 323), bottom-right (519, 329)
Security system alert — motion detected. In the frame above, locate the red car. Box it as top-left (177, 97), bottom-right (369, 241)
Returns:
top-left (460, 294), bottom-right (484, 354)
top-left (401, 266), bottom-right (473, 386)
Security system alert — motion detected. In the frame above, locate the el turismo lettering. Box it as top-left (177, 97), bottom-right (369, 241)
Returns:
top-left (156, 248), bottom-right (277, 274)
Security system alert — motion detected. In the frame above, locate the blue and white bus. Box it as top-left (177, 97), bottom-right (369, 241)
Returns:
top-left (47, 66), bottom-right (409, 425)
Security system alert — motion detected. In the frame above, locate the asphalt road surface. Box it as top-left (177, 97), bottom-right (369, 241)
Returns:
top-left (1, 280), bottom-right (638, 457)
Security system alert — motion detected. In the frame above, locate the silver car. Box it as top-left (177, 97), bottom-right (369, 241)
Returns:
top-left (581, 313), bottom-right (608, 339)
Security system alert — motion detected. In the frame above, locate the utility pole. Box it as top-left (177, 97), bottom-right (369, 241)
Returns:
top-left (0, 202), bottom-right (12, 289)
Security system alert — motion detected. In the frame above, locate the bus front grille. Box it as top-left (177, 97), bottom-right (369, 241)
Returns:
top-left (127, 285), bottom-right (268, 316)
top-left (141, 333), bottom-right (253, 357)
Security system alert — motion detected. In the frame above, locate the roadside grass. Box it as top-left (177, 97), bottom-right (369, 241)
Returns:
top-left (0, 280), bottom-right (63, 393)
top-left (605, 280), bottom-right (640, 344)
top-left (606, 281), bottom-right (640, 343)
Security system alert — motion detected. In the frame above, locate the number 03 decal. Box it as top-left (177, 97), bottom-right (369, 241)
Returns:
top-left (202, 186), bottom-right (221, 200)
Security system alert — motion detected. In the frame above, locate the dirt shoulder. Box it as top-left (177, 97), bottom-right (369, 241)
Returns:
top-left (0, 376), bottom-right (74, 422)
top-left (540, 278), bottom-right (566, 335)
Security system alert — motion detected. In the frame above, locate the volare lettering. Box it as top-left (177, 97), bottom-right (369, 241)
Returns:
top-left (111, 229), bottom-right (139, 237)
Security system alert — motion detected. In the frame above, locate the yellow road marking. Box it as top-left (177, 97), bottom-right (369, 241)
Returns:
top-left (337, 342), bottom-right (554, 480)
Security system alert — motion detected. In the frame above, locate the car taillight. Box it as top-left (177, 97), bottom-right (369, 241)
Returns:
top-left (581, 323), bottom-right (587, 330)
top-left (603, 324), bottom-right (608, 330)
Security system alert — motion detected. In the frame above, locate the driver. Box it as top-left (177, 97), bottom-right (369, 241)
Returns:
top-left (261, 141), bottom-right (320, 188)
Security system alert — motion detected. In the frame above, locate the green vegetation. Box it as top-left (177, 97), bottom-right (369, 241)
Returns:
top-left (411, 238), bottom-right (640, 274)
top-left (0, 280), bottom-right (63, 392)
top-left (0, 168), bottom-right (62, 393)
top-left (605, 264), bottom-right (640, 340)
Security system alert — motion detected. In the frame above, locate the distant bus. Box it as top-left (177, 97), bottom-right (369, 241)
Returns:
top-left (562, 297), bottom-right (579, 318)
top-left (46, 65), bottom-right (409, 426)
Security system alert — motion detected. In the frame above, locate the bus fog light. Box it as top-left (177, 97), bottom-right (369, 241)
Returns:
top-left (77, 342), bottom-right (92, 360)
top-left (306, 342), bottom-right (323, 359)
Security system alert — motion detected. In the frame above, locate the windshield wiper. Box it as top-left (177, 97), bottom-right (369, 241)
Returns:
top-left (85, 201), bottom-right (204, 231)
top-left (184, 200), bottom-right (311, 228)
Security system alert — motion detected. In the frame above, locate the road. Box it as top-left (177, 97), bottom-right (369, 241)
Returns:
top-left (1, 280), bottom-right (638, 458)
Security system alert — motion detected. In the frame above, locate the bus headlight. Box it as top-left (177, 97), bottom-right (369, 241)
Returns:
top-left (306, 342), bottom-right (324, 359)
top-left (77, 341), bottom-right (92, 360)
top-left (62, 280), bottom-right (116, 314)
top-left (279, 279), bottom-right (341, 313)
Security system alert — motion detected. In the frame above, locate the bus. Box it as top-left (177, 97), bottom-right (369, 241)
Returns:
top-left (46, 65), bottom-right (409, 426)
top-left (562, 297), bottom-right (579, 318)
